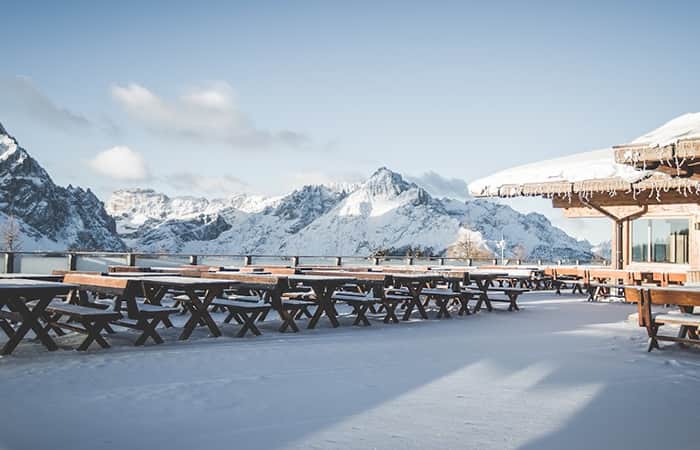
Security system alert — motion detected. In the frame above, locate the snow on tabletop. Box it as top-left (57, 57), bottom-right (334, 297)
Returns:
top-left (468, 148), bottom-right (648, 196)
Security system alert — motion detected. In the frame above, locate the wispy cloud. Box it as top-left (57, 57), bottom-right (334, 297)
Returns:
top-left (407, 171), bottom-right (471, 200)
top-left (0, 76), bottom-right (91, 131)
top-left (88, 146), bottom-right (150, 181)
top-left (166, 172), bottom-right (249, 197)
top-left (111, 81), bottom-right (309, 149)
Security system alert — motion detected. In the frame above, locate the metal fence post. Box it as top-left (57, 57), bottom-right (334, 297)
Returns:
top-left (439, 257), bottom-right (445, 265)
top-left (335, 256), bottom-right (342, 266)
top-left (373, 257), bottom-right (380, 266)
top-left (291, 256), bottom-right (299, 267)
top-left (244, 255), bottom-right (252, 266)
top-left (189, 255), bottom-right (198, 265)
top-left (127, 253), bottom-right (136, 266)
top-left (4, 252), bottom-right (14, 273)
top-left (467, 258), bottom-right (473, 266)
top-left (406, 257), bottom-right (414, 266)
top-left (68, 253), bottom-right (77, 271)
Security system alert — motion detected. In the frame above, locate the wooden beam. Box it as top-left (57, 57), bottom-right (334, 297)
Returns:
top-left (552, 190), bottom-right (700, 209)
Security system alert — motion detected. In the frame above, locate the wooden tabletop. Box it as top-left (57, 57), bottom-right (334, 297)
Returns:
top-left (107, 272), bottom-right (182, 277)
top-left (0, 273), bottom-right (64, 282)
top-left (287, 274), bottom-right (355, 283)
top-left (0, 279), bottom-right (75, 293)
top-left (138, 276), bottom-right (235, 286)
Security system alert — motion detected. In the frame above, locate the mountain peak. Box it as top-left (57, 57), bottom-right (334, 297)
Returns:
top-left (364, 166), bottom-right (416, 196)
top-left (0, 121), bottom-right (7, 136)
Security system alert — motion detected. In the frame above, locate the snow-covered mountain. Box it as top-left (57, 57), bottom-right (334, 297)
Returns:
top-left (0, 122), bottom-right (125, 251)
top-left (107, 167), bottom-right (594, 260)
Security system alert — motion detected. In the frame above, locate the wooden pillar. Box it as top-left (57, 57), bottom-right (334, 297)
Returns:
top-left (613, 219), bottom-right (623, 270)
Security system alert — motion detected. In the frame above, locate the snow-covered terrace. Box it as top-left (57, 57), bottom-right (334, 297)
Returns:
top-left (469, 113), bottom-right (700, 199)
top-left (2, 292), bottom-right (700, 450)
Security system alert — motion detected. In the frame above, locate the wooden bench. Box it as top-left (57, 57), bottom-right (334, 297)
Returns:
top-left (421, 288), bottom-right (470, 318)
top-left (202, 272), bottom-right (312, 333)
top-left (481, 287), bottom-right (528, 311)
top-left (552, 277), bottom-right (586, 295)
top-left (626, 286), bottom-right (700, 352)
top-left (43, 303), bottom-right (121, 350)
top-left (332, 293), bottom-right (383, 326)
top-left (209, 298), bottom-right (271, 336)
top-left (586, 282), bottom-right (627, 302)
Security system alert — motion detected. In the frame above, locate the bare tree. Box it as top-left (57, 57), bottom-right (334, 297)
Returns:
top-left (1, 214), bottom-right (22, 252)
top-left (448, 234), bottom-right (492, 260)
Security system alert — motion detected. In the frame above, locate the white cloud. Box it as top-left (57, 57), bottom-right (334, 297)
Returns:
top-left (407, 171), bottom-right (471, 200)
top-left (111, 82), bottom-right (308, 149)
top-left (167, 172), bottom-right (248, 196)
top-left (89, 146), bottom-right (150, 181)
top-left (0, 76), bottom-right (91, 131)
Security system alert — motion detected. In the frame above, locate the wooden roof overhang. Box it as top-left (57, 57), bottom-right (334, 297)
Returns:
top-left (613, 138), bottom-right (700, 180)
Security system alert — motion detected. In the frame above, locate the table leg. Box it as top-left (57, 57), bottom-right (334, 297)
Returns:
top-left (1, 296), bottom-right (57, 355)
top-left (179, 288), bottom-right (222, 340)
top-left (307, 283), bottom-right (340, 329)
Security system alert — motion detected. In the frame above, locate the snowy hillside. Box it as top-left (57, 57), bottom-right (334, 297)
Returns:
top-left (108, 167), bottom-right (593, 259)
top-left (0, 122), bottom-right (125, 251)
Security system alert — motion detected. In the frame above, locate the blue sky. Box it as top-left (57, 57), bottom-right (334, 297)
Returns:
top-left (2, 0), bottom-right (700, 243)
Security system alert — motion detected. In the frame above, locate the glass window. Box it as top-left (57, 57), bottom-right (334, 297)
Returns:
top-left (630, 218), bottom-right (689, 264)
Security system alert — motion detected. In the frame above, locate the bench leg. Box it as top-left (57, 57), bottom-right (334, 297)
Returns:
top-left (350, 304), bottom-right (371, 326)
top-left (77, 320), bottom-right (111, 351)
top-left (436, 299), bottom-right (451, 319)
top-left (279, 308), bottom-right (300, 333)
top-left (382, 302), bottom-right (400, 324)
top-left (134, 318), bottom-right (165, 346)
top-left (237, 311), bottom-right (263, 337)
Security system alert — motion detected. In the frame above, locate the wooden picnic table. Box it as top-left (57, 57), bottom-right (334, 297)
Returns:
top-left (384, 273), bottom-right (442, 320)
top-left (202, 272), bottom-right (307, 333)
top-left (0, 279), bottom-right (75, 355)
top-left (138, 276), bottom-right (235, 340)
top-left (0, 273), bottom-right (64, 282)
top-left (62, 274), bottom-right (181, 346)
top-left (287, 274), bottom-right (356, 328)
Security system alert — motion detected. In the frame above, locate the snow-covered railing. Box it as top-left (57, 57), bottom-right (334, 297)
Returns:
top-left (0, 251), bottom-right (608, 274)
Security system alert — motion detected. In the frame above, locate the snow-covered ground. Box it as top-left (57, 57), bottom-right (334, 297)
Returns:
top-left (2, 292), bottom-right (700, 450)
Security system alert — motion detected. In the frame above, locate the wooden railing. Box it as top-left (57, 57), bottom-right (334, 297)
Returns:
top-left (0, 251), bottom-right (607, 274)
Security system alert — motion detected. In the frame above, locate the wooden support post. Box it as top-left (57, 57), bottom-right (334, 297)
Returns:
top-left (189, 255), bottom-right (198, 265)
top-left (467, 258), bottom-right (473, 266)
top-left (406, 257), bottom-right (414, 266)
top-left (291, 256), bottom-right (299, 267)
top-left (3, 252), bottom-right (14, 273)
top-left (244, 255), bottom-right (252, 266)
top-left (516, 259), bottom-right (522, 265)
top-left (373, 257), bottom-right (380, 266)
top-left (335, 256), bottom-right (342, 266)
top-left (439, 258), bottom-right (445, 265)
top-left (68, 253), bottom-right (77, 271)
top-left (126, 253), bottom-right (136, 266)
